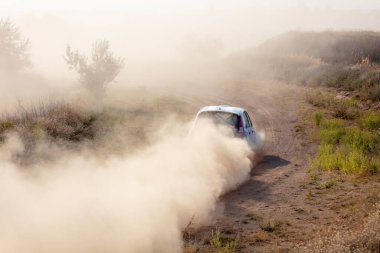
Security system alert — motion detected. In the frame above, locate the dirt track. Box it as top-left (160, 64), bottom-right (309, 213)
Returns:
top-left (174, 83), bottom-right (380, 252)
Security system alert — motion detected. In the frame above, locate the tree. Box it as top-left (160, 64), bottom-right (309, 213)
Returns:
top-left (0, 18), bottom-right (30, 72)
top-left (64, 40), bottom-right (124, 102)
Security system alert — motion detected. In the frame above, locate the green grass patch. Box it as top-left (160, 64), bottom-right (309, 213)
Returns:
top-left (311, 144), bottom-right (378, 174)
top-left (358, 112), bottom-right (380, 131)
top-left (319, 119), bottom-right (346, 145)
top-left (311, 117), bottom-right (380, 175)
top-left (343, 128), bottom-right (379, 153)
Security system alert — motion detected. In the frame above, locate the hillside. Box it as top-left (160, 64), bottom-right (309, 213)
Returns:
top-left (228, 31), bottom-right (380, 103)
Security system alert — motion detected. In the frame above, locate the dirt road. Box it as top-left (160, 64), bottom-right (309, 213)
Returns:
top-left (175, 83), bottom-right (380, 252)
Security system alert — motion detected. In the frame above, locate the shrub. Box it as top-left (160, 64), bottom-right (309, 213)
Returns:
top-left (306, 90), bottom-right (333, 107)
top-left (259, 219), bottom-right (283, 233)
top-left (360, 71), bottom-right (380, 101)
top-left (325, 68), bottom-right (362, 91)
top-left (331, 98), bottom-right (359, 120)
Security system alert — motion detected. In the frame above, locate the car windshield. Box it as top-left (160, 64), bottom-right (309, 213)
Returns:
top-left (198, 111), bottom-right (239, 129)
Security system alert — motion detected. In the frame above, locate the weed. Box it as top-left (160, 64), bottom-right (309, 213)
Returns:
top-left (369, 162), bottom-right (379, 174)
top-left (245, 212), bottom-right (262, 221)
top-left (210, 229), bottom-right (239, 253)
top-left (259, 219), bottom-right (282, 233)
top-left (253, 230), bottom-right (270, 242)
top-left (313, 111), bottom-right (323, 127)
top-left (318, 180), bottom-right (335, 189)
top-left (331, 98), bottom-right (359, 120)
top-left (305, 189), bottom-right (313, 200)
top-left (309, 173), bottom-right (321, 183)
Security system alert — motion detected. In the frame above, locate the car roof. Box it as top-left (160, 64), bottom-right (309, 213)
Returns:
top-left (198, 105), bottom-right (245, 115)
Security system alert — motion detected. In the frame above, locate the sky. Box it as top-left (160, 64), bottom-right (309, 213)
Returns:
top-left (1, 0), bottom-right (380, 81)
top-left (1, 0), bottom-right (380, 12)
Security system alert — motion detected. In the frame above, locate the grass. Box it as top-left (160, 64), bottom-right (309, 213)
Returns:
top-left (209, 229), bottom-right (239, 253)
top-left (307, 90), bottom-right (360, 120)
top-left (307, 87), bottom-right (380, 175)
top-left (311, 115), bottom-right (380, 175)
top-left (252, 230), bottom-right (270, 243)
top-left (318, 119), bottom-right (346, 145)
top-left (0, 89), bottom-right (194, 164)
top-left (313, 111), bottom-right (323, 127)
top-left (0, 103), bottom-right (95, 141)
top-left (259, 219), bottom-right (282, 233)
top-left (358, 112), bottom-right (380, 131)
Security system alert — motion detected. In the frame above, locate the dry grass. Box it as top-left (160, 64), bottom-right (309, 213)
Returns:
top-left (0, 89), bottom-right (195, 164)
top-left (252, 230), bottom-right (270, 243)
top-left (259, 218), bottom-right (283, 233)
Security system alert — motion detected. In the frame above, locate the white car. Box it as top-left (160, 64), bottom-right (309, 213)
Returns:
top-left (191, 105), bottom-right (258, 151)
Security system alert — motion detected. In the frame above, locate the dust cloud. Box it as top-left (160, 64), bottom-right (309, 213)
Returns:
top-left (1, 1), bottom-right (380, 252)
top-left (0, 121), bottom-right (252, 253)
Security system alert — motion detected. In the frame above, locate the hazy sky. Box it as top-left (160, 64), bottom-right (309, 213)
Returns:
top-left (1, 0), bottom-right (380, 81)
top-left (1, 0), bottom-right (380, 12)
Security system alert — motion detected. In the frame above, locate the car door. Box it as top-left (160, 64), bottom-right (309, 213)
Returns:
top-left (243, 111), bottom-right (256, 148)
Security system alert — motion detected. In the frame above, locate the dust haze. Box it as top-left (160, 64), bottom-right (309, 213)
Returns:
top-left (0, 122), bottom-right (251, 253)
top-left (2, 1), bottom-right (380, 105)
top-left (1, 1), bottom-right (380, 253)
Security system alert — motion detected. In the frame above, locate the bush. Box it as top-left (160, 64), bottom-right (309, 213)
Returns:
top-left (331, 98), bottom-right (359, 120)
top-left (325, 68), bottom-right (362, 91)
top-left (360, 71), bottom-right (380, 101)
top-left (306, 90), bottom-right (333, 107)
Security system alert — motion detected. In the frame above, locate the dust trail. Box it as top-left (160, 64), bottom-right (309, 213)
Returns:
top-left (0, 121), bottom-right (252, 253)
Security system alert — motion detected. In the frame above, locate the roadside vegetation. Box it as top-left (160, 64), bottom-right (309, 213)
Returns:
top-left (232, 31), bottom-right (380, 103)
top-left (306, 90), bottom-right (380, 175)
top-left (0, 19), bottom-right (193, 164)
top-left (236, 31), bottom-right (380, 175)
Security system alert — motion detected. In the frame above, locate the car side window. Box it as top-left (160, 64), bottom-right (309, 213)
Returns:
top-left (243, 112), bottom-right (249, 128)
top-left (244, 111), bottom-right (252, 127)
